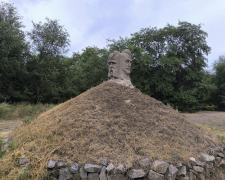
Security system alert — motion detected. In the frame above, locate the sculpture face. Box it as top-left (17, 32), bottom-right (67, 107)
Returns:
top-left (108, 59), bottom-right (118, 79)
top-left (108, 50), bottom-right (132, 81)
top-left (120, 53), bottom-right (132, 76)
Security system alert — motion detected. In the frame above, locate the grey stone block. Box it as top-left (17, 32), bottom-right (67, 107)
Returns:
top-left (106, 163), bottom-right (115, 174)
top-left (165, 165), bottom-right (178, 180)
top-left (148, 170), bottom-right (165, 180)
top-left (19, 158), bottom-right (30, 167)
top-left (99, 166), bottom-right (107, 180)
top-left (114, 164), bottom-right (125, 174)
top-left (193, 166), bottom-right (204, 173)
top-left (178, 166), bottom-right (186, 177)
top-left (140, 158), bottom-right (151, 167)
top-left (58, 169), bottom-right (73, 180)
top-left (84, 164), bottom-right (101, 173)
top-left (57, 161), bottom-right (68, 168)
top-left (201, 153), bottom-right (215, 162)
top-left (79, 167), bottom-right (88, 180)
top-left (88, 173), bottom-right (99, 180)
top-left (152, 160), bottom-right (169, 174)
top-left (128, 169), bottom-right (146, 179)
top-left (108, 174), bottom-right (126, 180)
top-left (99, 158), bottom-right (108, 166)
top-left (69, 163), bottom-right (80, 174)
top-left (48, 160), bottom-right (56, 169)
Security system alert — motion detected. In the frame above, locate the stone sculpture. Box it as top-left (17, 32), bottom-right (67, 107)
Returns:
top-left (108, 49), bottom-right (133, 87)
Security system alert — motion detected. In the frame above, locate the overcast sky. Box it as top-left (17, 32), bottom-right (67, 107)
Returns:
top-left (3, 0), bottom-right (225, 71)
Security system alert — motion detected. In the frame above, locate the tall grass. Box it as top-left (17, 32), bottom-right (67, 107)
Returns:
top-left (0, 102), bottom-right (55, 120)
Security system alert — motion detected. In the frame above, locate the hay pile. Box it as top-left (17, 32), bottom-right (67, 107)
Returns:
top-left (0, 81), bottom-right (219, 179)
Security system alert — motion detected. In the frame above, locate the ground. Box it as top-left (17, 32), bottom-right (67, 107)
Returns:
top-left (0, 119), bottom-right (21, 137)
top-left (183, 111), bottom-right (225, 127)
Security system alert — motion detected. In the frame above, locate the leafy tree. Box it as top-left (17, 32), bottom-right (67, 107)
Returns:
top-left (0, 2), bottom-right (29, 102)
top-left (70, 47), bottom-right (109, 93)
top-left (28, 18), bottom-right (70, 58)
top-left (107, 21), bottom-right (213, 112)
top-left (213, 55), bottom-right (225, 108)
top-left (26, 18), bottom-right (70, 103)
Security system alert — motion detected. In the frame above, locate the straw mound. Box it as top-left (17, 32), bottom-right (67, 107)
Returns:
top-left (0, 81), bottom-right (219, 178)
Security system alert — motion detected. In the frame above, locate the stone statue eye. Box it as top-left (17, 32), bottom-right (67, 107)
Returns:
top-left (108, 62), bottom-right (116, 65)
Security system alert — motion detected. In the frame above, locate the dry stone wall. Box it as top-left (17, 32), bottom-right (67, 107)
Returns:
top-left (2, 137), bottom-right (225, 180)
top-left (40, 145), bottom-right (225, 179)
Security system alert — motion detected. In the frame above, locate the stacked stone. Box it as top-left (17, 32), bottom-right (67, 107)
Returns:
top-left (15, 144), bottom-right (225, 180)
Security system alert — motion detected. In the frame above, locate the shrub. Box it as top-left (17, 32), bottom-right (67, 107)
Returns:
top-left (202, 105), bottom-right (218, 111)
top-left (0, 103), bottom-right (11, 119)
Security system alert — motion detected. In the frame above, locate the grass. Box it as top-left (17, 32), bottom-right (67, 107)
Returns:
top-left (0, 137), bottom-right (6, 158)
top-left (197, 124), bottom-right (225, 144)
top-left (0, 102), bottom-right (55, 120)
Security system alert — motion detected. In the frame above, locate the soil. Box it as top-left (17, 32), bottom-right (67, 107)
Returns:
top-left (0, 120), bottom-right (22, 137)
top-left (183, 111), bottom-right (225, 127)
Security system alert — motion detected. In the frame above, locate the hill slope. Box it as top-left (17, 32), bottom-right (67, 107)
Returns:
top-left (0, 81), bottom-right (219, 178)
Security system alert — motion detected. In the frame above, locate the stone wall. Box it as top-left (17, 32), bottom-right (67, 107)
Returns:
top-left (2, 138), bottom-right (225, 180)
top-left (42, 145), bottom-right (225, 180)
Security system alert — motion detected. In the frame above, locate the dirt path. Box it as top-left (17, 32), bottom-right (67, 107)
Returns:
top-left (0, 120), bottom-right (22, 137)
top-left (183, 111), bottom-right (225, 127)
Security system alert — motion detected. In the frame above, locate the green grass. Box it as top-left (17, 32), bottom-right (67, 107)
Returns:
top-left (197, 124), bottom-right (225, 143)
top-left (0, 137), bottom-right (6, 158)
top-left (0, 102), bottom-right (55, 120)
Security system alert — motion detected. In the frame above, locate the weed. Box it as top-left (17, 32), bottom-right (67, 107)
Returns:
top-left (49, 134), bottom-right (54, 143)
top-left (8, 140), bottom-right (16, 150)
top-left (21, 117), bottom-right (31, 124)
top-left (16, 165), bottom-right (31, 180)
top-left (0, 150), bottom-right (6, 157)
top-left (0, 103), bottom-right (11, 119)
top-left (217, 135), bottom-right (225, 142)
top-left (0, 137), bottom-right (6, 158)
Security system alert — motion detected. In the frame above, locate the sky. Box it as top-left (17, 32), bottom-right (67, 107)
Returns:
top-left (2, 0), bottom-right (225, 71)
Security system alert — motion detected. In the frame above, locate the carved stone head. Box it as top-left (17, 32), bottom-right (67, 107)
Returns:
top-left (108, 49), bottom-right (132, 81)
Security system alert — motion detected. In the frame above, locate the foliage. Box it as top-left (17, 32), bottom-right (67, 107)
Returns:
top-left (202, 105), bottom-right (218, 111)
top-left (0, 137), bottom-right (6, 158)
top-left (0, 102), bottom-right (55, 120)
top-left (0, 2), bottom-right (220, 112)
top-left (107, 21), bottom-right (214, 112)
top-left (0, 2), bottom-right (30, 102)
top-left (28, 18), bottom-right (70, 57)
top-left (8, 140), bottom-right (16, 150)
top-left (26, 18), bottom-right (71, 103)
top-left (0, 103), bottom-right (10, 119)
top-left (213, 55), bottom-right (225, 108)
top-left (70, 47), bottom-right (109, 92)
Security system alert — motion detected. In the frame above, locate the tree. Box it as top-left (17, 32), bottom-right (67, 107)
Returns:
top-left (107, 21), bottom-right (213, 112)
top-left (26, 18), bottom-right (71, 103)
top-left (70, 47), bottom-right (109, 93)
top-left (213, 55), bottom-right (225, 108)
top-left (28, 18), bottom-right (70, 58)
top-left (0, 2), bottom-right (29, 102)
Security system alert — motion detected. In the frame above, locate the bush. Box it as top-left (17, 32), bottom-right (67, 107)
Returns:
top-left (0, 103), bottom-right (11, 119)
top-left (202, 105), bottom-right (218, 111)
top-left (0, 102), bottom-right (55, 120)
